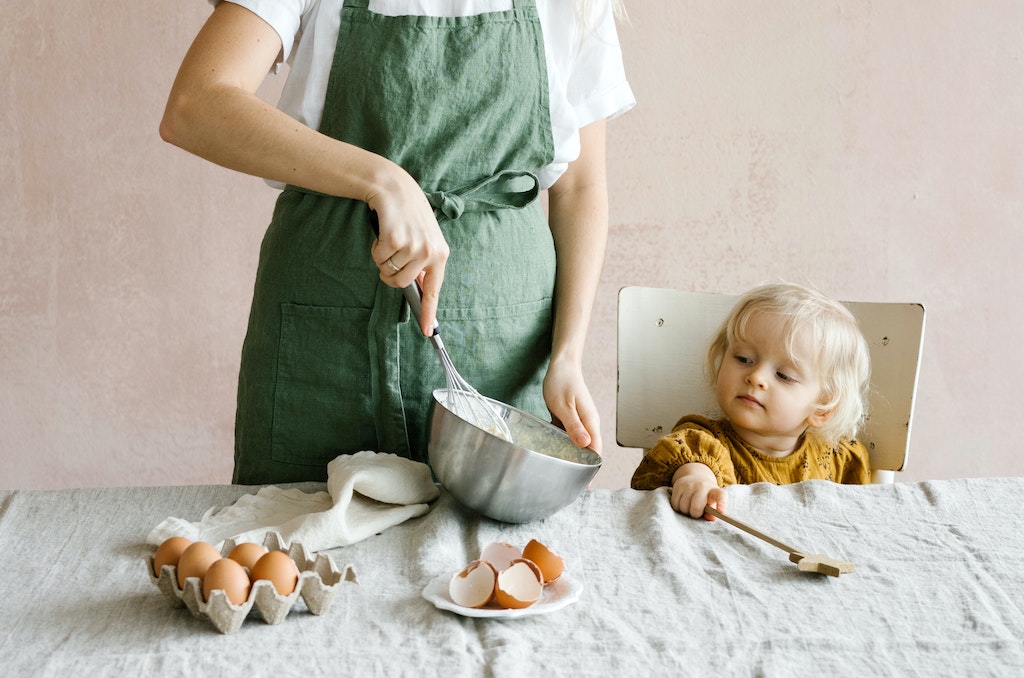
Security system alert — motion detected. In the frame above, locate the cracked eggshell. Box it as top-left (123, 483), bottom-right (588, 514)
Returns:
top-left (448, 560), bottom-right (497, 609)
top-left (493, 559), bottom-right (543, 609)
top-left (479, 541), bottom-right (521, 572)
top-left (522, 539), bottom-right (565, 584)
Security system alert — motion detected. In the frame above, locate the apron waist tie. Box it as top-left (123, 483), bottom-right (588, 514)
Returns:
top-left (425, 170), bottom-right (540, 222)
top-left (284, 170), bottom-right (540, 223)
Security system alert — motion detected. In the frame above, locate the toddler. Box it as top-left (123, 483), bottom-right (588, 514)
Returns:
top-left (630, 282), bottom-right (872, 519)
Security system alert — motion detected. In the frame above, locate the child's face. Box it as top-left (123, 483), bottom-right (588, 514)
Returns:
top-left (714, 312), bottom-right (828, 454)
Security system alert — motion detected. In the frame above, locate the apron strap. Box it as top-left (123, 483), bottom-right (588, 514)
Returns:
top-left (284, 169), bottom-right (540, 223)
top-left (342, 1), bottom-right (535, 14)
top-left (343, 0), bottom-right (533, 12)
top-left (425, 170), bottom-right (540, 222)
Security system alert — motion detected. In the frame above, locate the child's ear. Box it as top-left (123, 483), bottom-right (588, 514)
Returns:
top-left (807, 406), bottom-right (833, 429)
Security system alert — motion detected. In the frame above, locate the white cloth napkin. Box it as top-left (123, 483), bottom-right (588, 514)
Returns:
top-left (147, 451), bottom-right (440, 552)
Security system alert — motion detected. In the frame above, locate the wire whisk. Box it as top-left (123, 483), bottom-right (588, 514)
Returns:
top-left (430, 333), bottom-right (513, 442)
top-left (402, 281), bottom-right (512, 442)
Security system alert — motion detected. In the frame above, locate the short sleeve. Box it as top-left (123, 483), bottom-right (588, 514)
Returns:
top-left (215, 0), bottom-right (308, 66)
top-left (537, 1), bottom-right (635, 187)
top-left (566, 5), bottom-right (636, 127)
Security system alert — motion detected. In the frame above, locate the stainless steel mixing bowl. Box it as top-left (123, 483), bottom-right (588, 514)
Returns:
top-left (426, 389), bottom-right (602, 523)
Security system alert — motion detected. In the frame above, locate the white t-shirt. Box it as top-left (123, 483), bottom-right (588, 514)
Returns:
top-left (215, 0), bottom-right (636, 188)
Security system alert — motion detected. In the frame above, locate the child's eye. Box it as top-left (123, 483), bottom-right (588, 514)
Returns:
top-left (733, 354), bottom-right (753, 365)
top-left (776, 371), bottom-right (796, 383)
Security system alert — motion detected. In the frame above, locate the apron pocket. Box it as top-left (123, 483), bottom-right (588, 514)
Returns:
top-left (434, 297), bottom-right (553, 415)
top-left (271, 303), bottom-right (377, 467)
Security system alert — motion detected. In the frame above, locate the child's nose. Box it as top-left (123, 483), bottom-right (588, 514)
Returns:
top-left (746, 366), bottom-right (769, 389)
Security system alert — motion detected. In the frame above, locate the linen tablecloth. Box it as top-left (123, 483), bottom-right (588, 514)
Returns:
top-left (1, 478), bottom-right (1022, 676)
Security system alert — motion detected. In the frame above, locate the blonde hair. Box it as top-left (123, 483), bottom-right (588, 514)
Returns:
top-left (706, 282), bottom-right (871, 444)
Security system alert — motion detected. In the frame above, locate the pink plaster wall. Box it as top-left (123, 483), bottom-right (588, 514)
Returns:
top-left (2, 2), bottom-right (1022, 490)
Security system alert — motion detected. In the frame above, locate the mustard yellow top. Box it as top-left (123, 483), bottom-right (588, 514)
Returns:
top-left (630, 415), bottom-right (871, 490)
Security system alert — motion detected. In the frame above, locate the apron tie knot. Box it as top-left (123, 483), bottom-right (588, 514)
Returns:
top-left (430, 191), bottom-right (466, 220)
top-left (425, 170), bottom-right (540, 223)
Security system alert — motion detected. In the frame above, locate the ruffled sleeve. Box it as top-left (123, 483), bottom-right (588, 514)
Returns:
top-left (630, 417), bottom-right (738, 490)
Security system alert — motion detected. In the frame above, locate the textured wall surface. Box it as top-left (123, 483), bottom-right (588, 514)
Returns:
top-left (2, 2), bottom-right (1022, 490)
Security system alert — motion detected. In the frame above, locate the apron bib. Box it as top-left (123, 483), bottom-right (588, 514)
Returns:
top-left (233, 0), bottom-right (555, 483)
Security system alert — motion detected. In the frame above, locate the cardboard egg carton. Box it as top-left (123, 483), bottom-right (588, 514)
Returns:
top-left (146, 531), bottom-right (357, 634)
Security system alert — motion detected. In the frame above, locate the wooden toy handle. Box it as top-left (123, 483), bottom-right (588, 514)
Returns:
top-left (704, 506), bottom-right (806, 560)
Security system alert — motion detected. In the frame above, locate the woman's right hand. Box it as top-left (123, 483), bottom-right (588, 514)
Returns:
top-left (670, 463), bottom-right (726, 520)
top-left (366, 168), bottom-right (449, 336)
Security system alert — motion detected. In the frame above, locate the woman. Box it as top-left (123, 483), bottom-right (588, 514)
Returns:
top-left (160, 0), bottom-right (635, 483)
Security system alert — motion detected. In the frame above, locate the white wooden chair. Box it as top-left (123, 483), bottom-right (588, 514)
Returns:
top-left (616, 287), bottom-right (926, 484)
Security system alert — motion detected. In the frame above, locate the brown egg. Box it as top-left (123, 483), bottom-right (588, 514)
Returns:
top-left (522, 539), bottom-right (565, 584)
top-left (227, 542), bottom-right (267, 572)
top-left (250, 550), bottom-right (300, 596)
top-left (176, 541), bottom-right (222, 589)
top-left (153, 536), bottom-right (192, 577)
top-left (448, 560), bottom-right (497, 609)
top-left (203, 557), bottom-right (252, 606)
top-left (493, 559), bottom-right (543, 609)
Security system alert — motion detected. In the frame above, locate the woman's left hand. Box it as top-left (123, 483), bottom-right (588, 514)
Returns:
top-left (543, 356), bottom-right (602, 453)
top-left (541, 119), bottom-right (608, 454)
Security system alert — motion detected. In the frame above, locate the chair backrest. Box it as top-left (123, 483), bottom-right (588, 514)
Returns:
top-left (616, 287), bottom-right (926, 483)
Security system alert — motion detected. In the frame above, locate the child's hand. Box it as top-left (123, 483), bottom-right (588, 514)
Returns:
top-left (670, 463), bottom-right (726, 520)
top-left (703, 486), bottom-right (728, 521)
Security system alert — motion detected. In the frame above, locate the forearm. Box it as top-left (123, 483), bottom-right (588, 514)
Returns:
top-left (545, 120), bottom-right (609, 367)
top-left (162, 83), bottom-right (393, 201)
top-left (158, 2), bottom-right (400, 205)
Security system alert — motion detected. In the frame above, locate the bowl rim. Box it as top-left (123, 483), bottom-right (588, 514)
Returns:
top-left (429, 389), bottom-right (602, 468)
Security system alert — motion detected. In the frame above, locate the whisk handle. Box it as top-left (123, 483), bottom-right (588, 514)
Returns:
top-left (402, 282), bottom-right (440, 337)
top-left (368, 211), bottom-right (440, 337)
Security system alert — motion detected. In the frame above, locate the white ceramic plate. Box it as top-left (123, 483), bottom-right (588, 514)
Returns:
top-left (422, 571), bottom-right (583, 619)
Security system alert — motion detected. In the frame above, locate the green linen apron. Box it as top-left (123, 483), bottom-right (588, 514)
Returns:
top-left (233, 0), bottom-right (556, 484)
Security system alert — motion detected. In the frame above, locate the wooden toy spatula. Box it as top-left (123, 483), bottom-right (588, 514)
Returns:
top-left (704, 506), bottom-right (854, 577)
